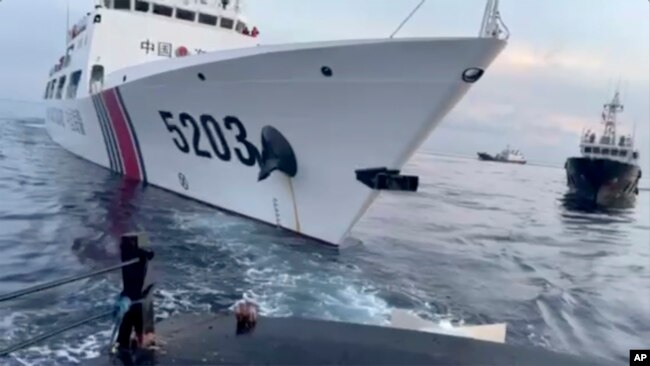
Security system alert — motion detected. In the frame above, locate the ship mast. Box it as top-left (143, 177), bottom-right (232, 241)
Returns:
top-left (66, 0), bottom-right (70, 47)
top-left (479, 0), bottom-right (510, 40)
top-left (600, 91), bottom-right (624, 145)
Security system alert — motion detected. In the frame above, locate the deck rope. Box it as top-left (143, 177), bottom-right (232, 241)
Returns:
top-left (288, 177), bottom-right (301, 233)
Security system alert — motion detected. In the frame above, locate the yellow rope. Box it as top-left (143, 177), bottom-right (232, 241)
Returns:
top-left (288, 177), bottom-right (301, 233)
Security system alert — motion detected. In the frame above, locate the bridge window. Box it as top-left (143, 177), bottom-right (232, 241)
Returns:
top-left (220, 17), bottom-right (234, 29)
top-left (55, 75), bottom-right (67, 99)
top-left (602, 148), bottom-right (610, 155)
top-left (44, 81), bottom-right (51, 99)
top-left (236, 21), bottom-right (247, 33)
top-left (66, 70), bottom-right (82, 99)
top-left (619, 150), bottom-right (628, 157)
top-left (198, 13), bottom-right (217, 25)
top-left (593, 147), bottom-right (601, 154)
top-left (49, 80), bottom-right (57, 98)
top-left (135, 0), bottom-right (149, 12)
top-left (176, 8), bottom-right (195, 22)
top-left (584, 146), bottom-right (592, 153)
top-left (633, 151), bottom-right (639, 159)
top-left (114, 0), bottom-right (131, 10)
top-left (610, 149), bottom-right (618, 156)
top-left (153, 4), bottom-right (173, 17)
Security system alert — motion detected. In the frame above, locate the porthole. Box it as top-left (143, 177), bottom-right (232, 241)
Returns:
top-left (462, 68), bottom-right (484, 83)
top-left (321, 66), bottom-right (333, 77)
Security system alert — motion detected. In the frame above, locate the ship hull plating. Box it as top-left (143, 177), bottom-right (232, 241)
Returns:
top-left (45, 38), bottom-right (505, 246)
top-left (565, 157), bottom-right (641, 205)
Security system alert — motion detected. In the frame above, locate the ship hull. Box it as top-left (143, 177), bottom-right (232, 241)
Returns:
top-left (477, 152), bottom-right (495, 161)
top-left (565, 157), bottom-right (641, 205)
top-left (45, 37), bottom-right (506, 246)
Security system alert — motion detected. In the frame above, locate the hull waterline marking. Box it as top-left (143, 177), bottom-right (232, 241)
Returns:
top-left (178, 173), bottom-right (189, 190)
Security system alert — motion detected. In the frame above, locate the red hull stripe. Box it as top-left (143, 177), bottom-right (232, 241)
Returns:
top-left (115, 88), bottom-right (147, 182)
top-left (101, 89), bottom-right (142, 181)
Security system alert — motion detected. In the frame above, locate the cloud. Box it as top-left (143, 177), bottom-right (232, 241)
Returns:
top-left (499, 46), bottom-right (603, 73)
top-left (449, 38), bottom-right (648, 162)
top-left (492, 42), bottom-right (648, 85)
top-left (545, 113), bottom-right (593, 135)
top-left (457, 101), bottom-right (517, 125)
top-left (464, 35), bottom-right (648, 151)
top-left (451, 100), bottom-right (590, 144)
top-left (517, 112), bottom-right (591, 147)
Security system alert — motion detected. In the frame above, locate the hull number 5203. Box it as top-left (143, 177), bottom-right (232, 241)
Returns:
top-left (159, 111), bottom-right (260, 167)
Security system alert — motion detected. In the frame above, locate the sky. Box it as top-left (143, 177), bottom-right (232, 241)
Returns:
top-left (0, 0), bottom-right (648, 167)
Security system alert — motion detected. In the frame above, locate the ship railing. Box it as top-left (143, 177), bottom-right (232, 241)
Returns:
top-left (0, 233), bottom-right (155, 358)
top-left (581, 133), bottom-right (598, 144)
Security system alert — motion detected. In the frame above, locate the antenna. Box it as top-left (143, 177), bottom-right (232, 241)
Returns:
top-left (390, 0), bottom-right (426, 39)
top-left (66, 0), bottom-right (70, 47)
top-left (479, 0), bottom-right (509, 39)
top-left (479, 0), bottom-right (492, 36)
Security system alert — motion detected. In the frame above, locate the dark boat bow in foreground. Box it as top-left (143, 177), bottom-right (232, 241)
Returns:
top-left (565, 91), bottom-right (642, 205)
top-left (565, 157), bottom-right (641, 204)
top-left (91, 313), bottom-right (606, 366)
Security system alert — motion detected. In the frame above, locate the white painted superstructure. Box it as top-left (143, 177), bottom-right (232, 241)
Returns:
top-left (495, 146), bottom-right (526, 163)
top-left (578, 91), bottom-right (640, 165)
top-left (44, 0), bottom-right (508, 246)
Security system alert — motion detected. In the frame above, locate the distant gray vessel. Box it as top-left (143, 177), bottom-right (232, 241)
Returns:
top-left (477, 146), bottom-right (526, 164)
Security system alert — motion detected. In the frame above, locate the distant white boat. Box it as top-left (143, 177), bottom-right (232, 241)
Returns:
top-left (43, 0), bottom-right (508, 246)
top-left (477, 146), bottom-right (526, 164)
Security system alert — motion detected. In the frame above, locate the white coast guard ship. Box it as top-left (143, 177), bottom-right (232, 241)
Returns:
top-left (44, 0), bottom-right (509, 246)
